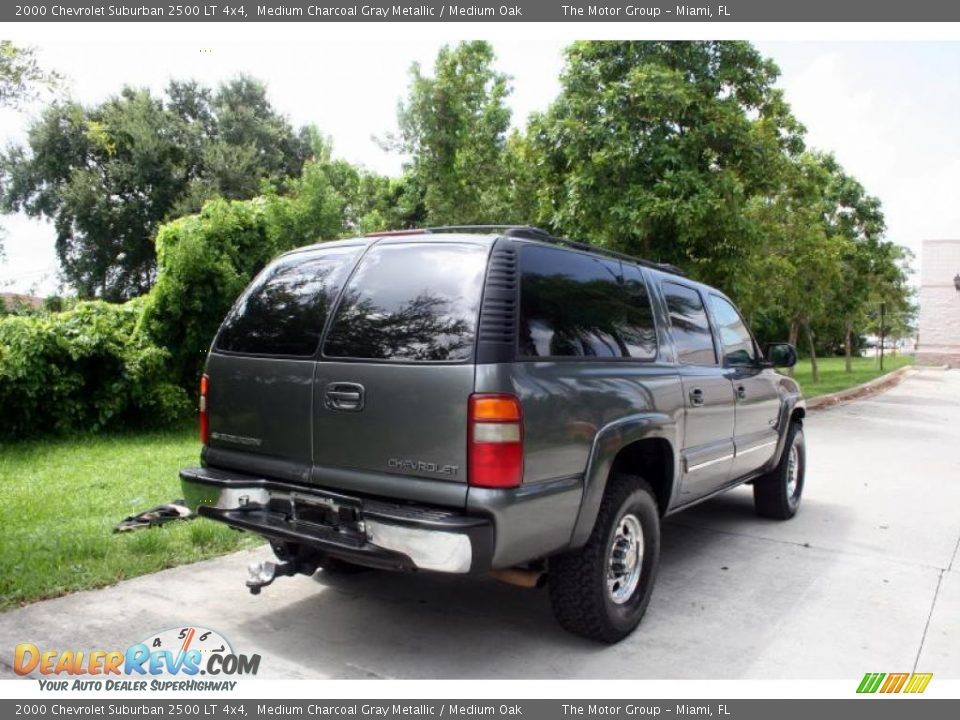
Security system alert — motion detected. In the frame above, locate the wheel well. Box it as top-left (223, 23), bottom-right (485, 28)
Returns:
top-left (609, 437), bottom-right (674, 516)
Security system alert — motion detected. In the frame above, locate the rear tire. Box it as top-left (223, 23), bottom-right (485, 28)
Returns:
top-left (549, 476), bottom-right (661, 643)
top-left (753, 422), bottom-right (805, 520)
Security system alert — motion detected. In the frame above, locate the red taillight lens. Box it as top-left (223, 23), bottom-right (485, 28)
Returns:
top-left (468, 393), bottom-right (523, 488)
top-left (199, 374), bottom-right (209, 445)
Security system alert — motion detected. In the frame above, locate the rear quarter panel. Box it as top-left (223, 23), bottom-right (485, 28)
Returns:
top-left (474, 361), bottom-right (685, 484)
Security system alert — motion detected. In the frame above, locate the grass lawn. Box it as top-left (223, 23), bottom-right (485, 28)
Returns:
top-left (791, 354), bottom-right (915, 398)
top-left (0, 425), bottom-right (261, 610)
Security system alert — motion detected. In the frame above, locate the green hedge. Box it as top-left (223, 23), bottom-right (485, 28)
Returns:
top-left (141, 165), bottom-right (348, 388)
top-left (0, 158), bottom-right (349, 439)
top-left (0, 300), bottom-right (189, 439)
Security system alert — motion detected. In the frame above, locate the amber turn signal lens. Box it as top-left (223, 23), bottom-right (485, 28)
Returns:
top-left (470, 395), bottom-right (522, 422)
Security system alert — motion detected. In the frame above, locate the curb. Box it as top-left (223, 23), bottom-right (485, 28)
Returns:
top-left (806, 365), bottom-right (916, 412)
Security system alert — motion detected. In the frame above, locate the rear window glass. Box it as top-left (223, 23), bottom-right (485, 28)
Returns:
top-left (322, 243), bottom-right (487, 362)
top-left (518, 245), bottom-right (658, 360)
top-left (215, 246), bottom-right (361, 356)
top-left (662, 282), bottom-right (717, 365)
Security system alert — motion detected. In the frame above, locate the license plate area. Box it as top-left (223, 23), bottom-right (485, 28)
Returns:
top-left (289, 491), bottom-right (364, 533)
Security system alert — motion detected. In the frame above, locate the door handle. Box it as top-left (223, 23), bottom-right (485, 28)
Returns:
top-left (736, 385), bottom-right (747, 400)
top-left (325, 382), bottom-right (365, 412)
top-left (689, 388), bottom-right (705, 407)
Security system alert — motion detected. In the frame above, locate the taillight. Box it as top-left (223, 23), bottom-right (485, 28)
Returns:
top-left (199, 374), bottom-right (209, 445)
top-left (468, 393), bottom-right (523, 488)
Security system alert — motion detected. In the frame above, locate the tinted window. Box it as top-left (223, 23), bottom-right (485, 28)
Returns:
top-left (709, 294), bottom-right (756, 366)
top-left (215, 246), bottom-right (361, 356)
top-left (621, 265), bottom-right (659, 359)
top-left (662, 282), bottom-right (716, 365)
top-left (518, 245), bottom-right (657, 360)
top-left (323, 243), bottom-right (487, 361)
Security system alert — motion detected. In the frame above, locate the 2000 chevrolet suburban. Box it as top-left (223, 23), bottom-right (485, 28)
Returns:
top-left (181, 225), bottom-right (806, 643)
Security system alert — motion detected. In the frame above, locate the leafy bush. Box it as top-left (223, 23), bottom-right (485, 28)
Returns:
top-left (140, 198), bottom-right (277, 389)
top-left (142, 160), bottom-right (348, 388)
top-left (1, 156), bottom-right (351, 438)
top-left (0, 300), bottom-right (189, 439)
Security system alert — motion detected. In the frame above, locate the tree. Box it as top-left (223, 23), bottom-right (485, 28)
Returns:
top-left (0, 41), bottom-right (60, 108)
top-left (0, 42), bottom-right (61, 258)
top-left (526, 41), bottom-right (805, 292)
top-left (387, 41), bottom-right (513, 225)
top-left (742, 153), bottom-right (846, 382)
top-left (0, 76), bottom-right (311, 300)
top-left (810, 152), bottom-right (888, 371)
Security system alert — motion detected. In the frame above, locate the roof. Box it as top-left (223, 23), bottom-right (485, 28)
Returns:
top-left (1, 292), bottom-right (44, 310)
top-left (291, 225), bottom-right (685, 277)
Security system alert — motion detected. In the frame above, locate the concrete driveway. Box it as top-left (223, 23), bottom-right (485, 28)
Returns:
top-left (2, 368), bottom-right (958, 679)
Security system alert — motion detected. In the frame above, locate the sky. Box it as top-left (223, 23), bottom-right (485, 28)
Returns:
top-left (1, 39), bottom-right (958, 296)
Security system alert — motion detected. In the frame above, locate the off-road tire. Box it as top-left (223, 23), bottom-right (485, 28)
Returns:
top-left (753, 421), bottom-right (805, 520)
top-left (549, 475), bottom-right (661, 643)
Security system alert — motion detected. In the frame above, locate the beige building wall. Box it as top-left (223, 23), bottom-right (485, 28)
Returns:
top-left (917, 239), bottom-right (960, 367)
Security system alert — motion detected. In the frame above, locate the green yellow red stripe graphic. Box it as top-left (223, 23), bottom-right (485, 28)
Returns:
top-left (857, 672), bottom-right (933, 694)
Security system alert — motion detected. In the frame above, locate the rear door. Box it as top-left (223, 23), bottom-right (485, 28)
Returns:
top-left (310, 240), bottom-right (490, 504)
top-left (204, 244), bottom-right (363, 483)
top-left (660, 281), bottom-right (736, 505)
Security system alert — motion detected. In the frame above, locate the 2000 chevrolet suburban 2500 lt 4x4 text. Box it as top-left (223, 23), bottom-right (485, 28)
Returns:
top-left (181, 225), bottom-right (806, 643)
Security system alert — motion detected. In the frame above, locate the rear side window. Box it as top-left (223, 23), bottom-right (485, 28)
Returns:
top-left (662, 282), bottom-right (717, 365)
top-left (322, 243), bottom-right (487, 362)
top-left (215, 245), bottom-right (361, 356)
top-left (518, 245), bottom-right (657, 360)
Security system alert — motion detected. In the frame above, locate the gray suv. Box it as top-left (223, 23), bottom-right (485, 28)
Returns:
top-left (181, 226), bottom-right (806, 643)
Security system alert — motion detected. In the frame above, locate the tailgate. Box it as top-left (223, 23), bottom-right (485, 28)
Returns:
top-left (309, 241), bottom-right (489, 498)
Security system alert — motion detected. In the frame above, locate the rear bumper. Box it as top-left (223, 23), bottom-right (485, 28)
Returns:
top-left (180, 467), bottom-right (493, 574)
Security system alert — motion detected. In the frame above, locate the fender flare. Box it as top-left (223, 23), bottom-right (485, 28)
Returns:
top-left (568, 413), bottom-right (679, 548)
top-left (766, 393), bottom-right (806, 470)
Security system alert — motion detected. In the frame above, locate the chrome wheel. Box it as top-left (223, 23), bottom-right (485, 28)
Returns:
top-left (607, 513), bottom-right (644, 604)
top-left (786, 443), bottom-right (800, 499)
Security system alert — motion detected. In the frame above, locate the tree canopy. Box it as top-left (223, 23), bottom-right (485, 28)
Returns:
top-left (0, 41), bottom-right (61, 108)
top-left (0, 40), bottom-right (916, 419)
top-left (0, 76), bottom-right (311, 300)
top-left (387, 40), bottom-right (513, 225)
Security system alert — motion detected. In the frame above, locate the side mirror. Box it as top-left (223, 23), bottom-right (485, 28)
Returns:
top-left (764, 343), bottom-right (797, 369)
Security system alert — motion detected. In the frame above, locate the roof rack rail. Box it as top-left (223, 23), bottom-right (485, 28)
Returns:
top-left (499, 226), bottom-right (686, 278)
top-left (421, 224), bottom-right (536, 235)
top-left (377, 224), bottom-right (686, 278)
top-left (364, 228), bottom-right (429, 237)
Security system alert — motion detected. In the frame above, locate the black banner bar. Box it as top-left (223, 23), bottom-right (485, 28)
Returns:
top-left (4, 0), bottom-right (960, 23)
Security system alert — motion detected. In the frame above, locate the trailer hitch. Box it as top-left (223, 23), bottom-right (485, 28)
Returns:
top-left (245, 560), bottom-right (299, 595)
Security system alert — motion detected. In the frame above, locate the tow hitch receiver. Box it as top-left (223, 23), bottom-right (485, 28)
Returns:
top-left (245, 560), bottom-right (299, 595)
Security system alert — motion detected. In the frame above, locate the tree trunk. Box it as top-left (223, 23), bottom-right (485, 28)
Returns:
top-left (844, 320), bottom-right (853, 373)
top-left (786, 319), bottom-right (799, 377)
top-left (804, 320), bottom-right (819, 384)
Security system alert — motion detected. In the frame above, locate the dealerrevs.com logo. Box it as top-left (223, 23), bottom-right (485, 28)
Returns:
top-left (14, 626), bottom-right (260, 691)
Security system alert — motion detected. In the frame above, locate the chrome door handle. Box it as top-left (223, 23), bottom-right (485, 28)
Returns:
top-left (689, 388), bottom-right (705, 407)
top-left (736, 385), bottom-right (747, 400)
top-left (325, 382), bottom-right (365, 411)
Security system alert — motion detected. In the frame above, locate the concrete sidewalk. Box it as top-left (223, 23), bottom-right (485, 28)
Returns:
top-left (2, 368), bottom-right (958, 679)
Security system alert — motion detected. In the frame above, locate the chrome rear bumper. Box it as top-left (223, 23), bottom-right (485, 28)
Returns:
top-left (180, 467), bottom-right (492, 574)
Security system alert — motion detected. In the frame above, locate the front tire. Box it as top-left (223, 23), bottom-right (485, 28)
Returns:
top-left (753, 422), bottom-right (805, 520)
top-left (549, 476), bottom-right (661, 643)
